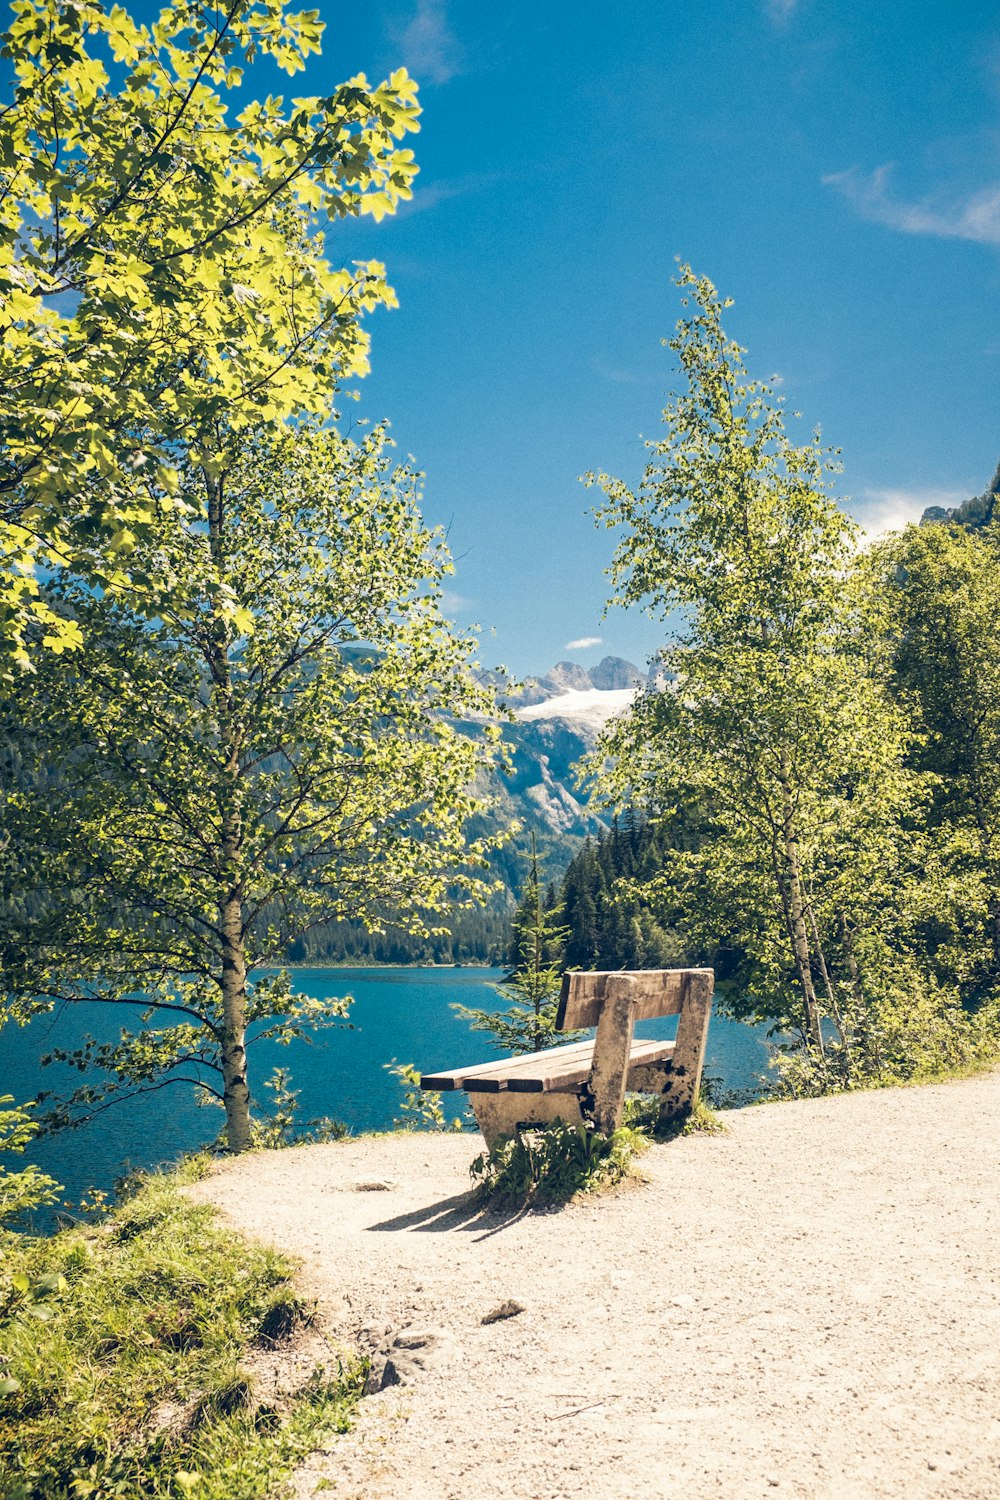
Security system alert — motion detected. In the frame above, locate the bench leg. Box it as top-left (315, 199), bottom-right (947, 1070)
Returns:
top-left (469, 1092), bottom-right (585, 1152)
top-left (587, 976), bottom-right (637, 1136)
top-left (657, 970), bottom-right (713, 1125)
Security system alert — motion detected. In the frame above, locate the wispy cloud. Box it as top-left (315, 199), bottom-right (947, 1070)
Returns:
top-left (565, 635), bottom-right (603, 651)
top-left (823, 164), bottom-right (1000, 246)
top-left (392, 0), bottom-right (462, 86)
top-left (591, 357), bottom-right (662, 388)
top-left (439, 588), bottom-right (472, 615)
top-left (391, 178), bottom-right (467, 221)
top-left (851, 485), bottom-right (968, 538)
top-left (394, 171), bottom-right (504, 220)
top-left (764, 0), bottom-right (799, 23)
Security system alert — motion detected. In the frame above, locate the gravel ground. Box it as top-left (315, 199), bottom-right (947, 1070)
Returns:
top-left (189, 1070), bottom-right (1000, 1500)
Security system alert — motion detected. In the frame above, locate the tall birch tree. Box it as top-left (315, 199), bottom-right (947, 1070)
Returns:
top-left (1, 425), bottom-right (503, 1150)
top-left (587, 267), bottom-right (916, 1069)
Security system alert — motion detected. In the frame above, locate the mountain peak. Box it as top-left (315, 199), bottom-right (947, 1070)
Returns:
top-left (589, 655), bottom-right (647, 691)
top-left (541, 661), bottom-right (593, 694)
top-left (477, 655), bottom-right (649, 711)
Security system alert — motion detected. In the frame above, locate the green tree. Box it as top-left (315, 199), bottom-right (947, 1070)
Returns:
top-left (0, 1097), bottom-right (62, 1226)
top-left (1, 424), bottom-right (503, 1151)
top-left (454, 839), bottom-right (575, 1054)
top-left (562, 837), bottom-right (600, 969)
top-left (586, 267), bottom-right (925, 1074)
top-left (0, 0), bottom-right (419, 672)
top-left (871, 520), bottom-right (1000, 991)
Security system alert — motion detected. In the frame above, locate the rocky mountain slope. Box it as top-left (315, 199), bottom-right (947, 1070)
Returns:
top-left (486, 655), bottom-right (648, 844)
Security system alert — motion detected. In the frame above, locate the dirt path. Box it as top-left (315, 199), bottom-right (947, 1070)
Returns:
top-left (190, 1071), bottom-right (1000, 1500)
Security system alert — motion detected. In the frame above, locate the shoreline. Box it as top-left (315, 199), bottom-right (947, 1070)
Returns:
top-left (273, 960), bottom-right (504, 972)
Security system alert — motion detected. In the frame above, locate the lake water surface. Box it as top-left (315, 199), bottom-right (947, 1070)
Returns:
top-left (1, 967), bottom-right (773, 1216)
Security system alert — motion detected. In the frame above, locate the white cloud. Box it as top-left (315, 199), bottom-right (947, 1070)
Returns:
top-left (591, 356), bottom-right (662, 387)
top-left (851, 485), bottom-right (968, 539)
top-left (823, 164), bottom-right (1000, 246)
top-left (765, 0), bottom-right (798, 22)
top-left (564, 635), bottom-right (603, 651)
top-left (439, 588), bottom-right (472, 615)
top-left (392, 0), bottom-right (462, 86)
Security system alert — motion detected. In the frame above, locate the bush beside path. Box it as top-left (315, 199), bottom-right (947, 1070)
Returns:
top-left (190, 1072), bottom-right (1000, 1500)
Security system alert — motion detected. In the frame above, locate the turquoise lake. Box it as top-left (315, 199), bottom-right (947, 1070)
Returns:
top-left (1, 967), bottom-right (773, 1216)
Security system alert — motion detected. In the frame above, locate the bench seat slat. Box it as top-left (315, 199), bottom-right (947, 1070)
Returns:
top-left (421, 1039), bottom-right (596, 1092)
top-left (506, 1038), bottom-right (674, 1094)
top-left (464, 1040), bottom-right (601, 1093)
top-left (421, 1037), bottom-right (675, 1096)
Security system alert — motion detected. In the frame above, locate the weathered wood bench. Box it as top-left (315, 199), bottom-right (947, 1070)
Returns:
top-left (421, 967), bottom-right (713, 1149)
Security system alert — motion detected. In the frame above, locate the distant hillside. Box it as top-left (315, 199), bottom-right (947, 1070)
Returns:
top-left (292, 655), bottom-right (650, 965)
top-left (921, 460), bottom-right (1000, 530)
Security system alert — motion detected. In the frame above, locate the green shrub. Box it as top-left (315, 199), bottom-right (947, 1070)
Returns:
top-left (0, 1171), bottom-right (363, 1500)
top-left (772, 975), bottom-right (1000, 1099)
top-left (622, 1090), bottom-right (728, 1139)
top-left (470, 1120), bottom-right (648, 1207)
top-left (384, 1060), bottom-right (465, 1131)
top-left (0, 1098), bottom-right (62, 1228)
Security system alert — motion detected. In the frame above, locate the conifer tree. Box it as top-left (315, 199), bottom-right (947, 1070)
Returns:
top-left (453, 839), bottom-right (575, 1054)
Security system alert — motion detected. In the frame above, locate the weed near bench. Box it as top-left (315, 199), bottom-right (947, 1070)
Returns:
top-left (470, 1120), bottom-right (649, 1207)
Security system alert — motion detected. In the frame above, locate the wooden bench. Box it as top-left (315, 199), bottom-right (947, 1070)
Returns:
top-left (421, 967), bottom-right (713, 1149)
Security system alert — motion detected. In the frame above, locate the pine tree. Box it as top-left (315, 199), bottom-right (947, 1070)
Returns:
top-left (453, 839), bottom-right (576, 1054)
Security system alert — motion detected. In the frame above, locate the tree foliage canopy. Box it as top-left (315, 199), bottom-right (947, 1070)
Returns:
top-left (870, 519), bottom-right (1000, 992)
top-left (583, 268), bottom-right (995, 1090)
top-left (0, 0), bottom-right (419, 670)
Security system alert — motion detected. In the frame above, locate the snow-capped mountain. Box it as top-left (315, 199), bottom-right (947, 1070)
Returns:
top-left (498, 656), bottom-right (647, 713)
top-left (484, 656), bottom-right (649, 844)
top-left (514, 686), bottom-right (638, 731)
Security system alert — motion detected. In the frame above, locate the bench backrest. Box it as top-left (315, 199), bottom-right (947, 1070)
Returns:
top-left (556, 968), bottom-right (714, 1030)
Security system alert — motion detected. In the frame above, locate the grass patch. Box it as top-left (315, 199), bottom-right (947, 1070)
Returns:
top-left (470, 1120), bottom-right (649, 1208)
top-left (0, 1170), bottom-right (364, 1500)
top-left (622, 1091), bottom-right (729, 1139)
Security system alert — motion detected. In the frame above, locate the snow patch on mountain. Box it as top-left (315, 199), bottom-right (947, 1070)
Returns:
top-left (513, 686), bottom-right (638, 730)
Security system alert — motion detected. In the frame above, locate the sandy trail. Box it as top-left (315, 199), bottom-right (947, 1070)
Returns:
top-left (190, 1071), bottom-right (1000, 1500)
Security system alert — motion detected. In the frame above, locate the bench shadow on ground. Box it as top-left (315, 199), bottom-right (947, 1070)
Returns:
top-left (366, 1190), bottom-right (533, 1240)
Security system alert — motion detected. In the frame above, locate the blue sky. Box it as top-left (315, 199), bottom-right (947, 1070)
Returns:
top-left (176, 3), bottom-right (1000, 672)
top-left (313, 0), bottom-right (1000, 675)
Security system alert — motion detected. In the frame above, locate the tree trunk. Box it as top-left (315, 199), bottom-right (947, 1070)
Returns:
top-left (840, 914), bottom-right (880, 1077)
top-left (220, 889), bottom-right (253, 1152)
top-left (206, 470), bottom-right (253, 1152)
top-left (778, 752), bottom-right (825, 1058)
top-left (806, 904), bottom-right (847, 1051)
top-left (970, 778), bottom-right (1000, 976)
